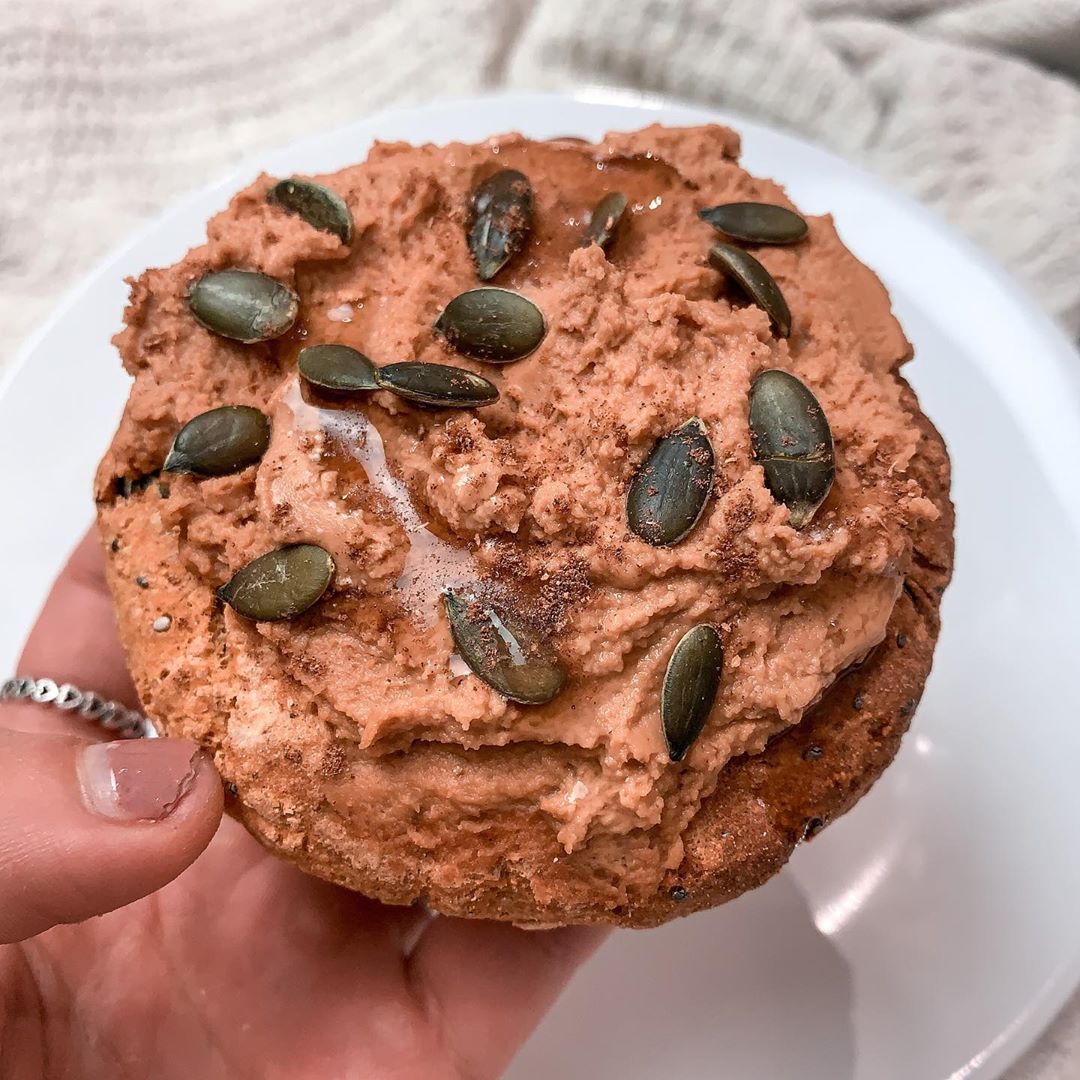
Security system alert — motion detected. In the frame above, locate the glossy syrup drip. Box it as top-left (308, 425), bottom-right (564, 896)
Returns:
top-left (475, 142), bottom-right (686, 291)
top-left (280, 378), bottom-right (476, 624)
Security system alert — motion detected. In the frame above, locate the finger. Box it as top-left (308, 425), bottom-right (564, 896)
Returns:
top-left (408, 917), bottom-right (608, 1077)
top-left (16, 529), bottom-right (138, 716)
top-left (0, 728), bottom-right (222, 943)
top-left (212, 832), bottom-right (431, 959)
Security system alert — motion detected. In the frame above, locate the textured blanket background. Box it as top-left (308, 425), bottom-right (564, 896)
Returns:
top-left (1, 1), bottom-right (1077, 1075)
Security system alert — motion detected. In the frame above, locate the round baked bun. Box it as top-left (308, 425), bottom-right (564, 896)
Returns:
top-left (96, 124), bottom-right (953, 927)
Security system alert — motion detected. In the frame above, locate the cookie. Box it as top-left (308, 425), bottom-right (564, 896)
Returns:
top-left (96, 125), bottom-right (953, 926)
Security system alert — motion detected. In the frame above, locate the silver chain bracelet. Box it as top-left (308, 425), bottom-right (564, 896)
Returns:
top-left (0, 676), bottom-right (156, 739)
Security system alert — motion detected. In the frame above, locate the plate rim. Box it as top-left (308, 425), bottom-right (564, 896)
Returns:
top-left (1, 88), bottom-right (1077, 1080)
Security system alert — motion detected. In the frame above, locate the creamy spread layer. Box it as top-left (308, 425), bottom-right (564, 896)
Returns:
top-left (99, 125), bottom-right (938, 895)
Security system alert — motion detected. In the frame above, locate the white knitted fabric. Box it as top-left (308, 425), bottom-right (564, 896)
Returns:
top-left (0, 1), bottom-right (1077, 1075)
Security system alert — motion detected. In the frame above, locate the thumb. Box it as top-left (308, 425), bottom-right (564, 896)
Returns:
top-left (0, 724), bottom-right (222, 943)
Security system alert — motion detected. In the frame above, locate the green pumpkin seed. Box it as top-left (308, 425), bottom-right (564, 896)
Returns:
top-left (468, 169), bottom-right (533, 280)
top-left (582, 192), bottom-right (628, 253)
top-left (163, 405), bottom-right (271, 476)
top-left (708, 244), bottom-right (791, 337)
top-left (749, 369), bottom-right (835, 528)
top-left (662, 624), bottom-right (724, 762)
top-left (188, 270), bottom-right (299, 343)
top-left (218, 544), bottom-right (334, 622)
top-left (434, 287), bottom-right (546, 364)
top-left (268, 177), bottom-right (352, 244)
top-left (699, 202), bottom-right (807, 245)
top-left (377, 362), bottom-right (499, 408)
top-left (444, 590), bottom-right (565, 705)
top-left (298, 344), bottom-right (380, 392)
top-left (627, 418), bottom-right (715, 547)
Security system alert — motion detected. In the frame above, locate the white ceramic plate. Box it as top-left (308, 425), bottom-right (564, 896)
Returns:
top-left (2, 91), bottom-right (1079, 1080)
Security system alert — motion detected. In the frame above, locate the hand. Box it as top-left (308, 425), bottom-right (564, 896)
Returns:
top-left (0, 532), bottom-right (606, 1079)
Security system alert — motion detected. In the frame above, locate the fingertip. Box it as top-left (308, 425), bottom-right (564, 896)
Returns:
top-left (174, 745), bottom-right (227, 853)
top-left (525, 921), bottom-right (610, 968)
top-left (79, 737), bottom-right (225, 896)
top-left (79, 738), bottom-right (217, 822)
top-left (458, 918), bottom-right (608, 971)
top-left (408, 915), bottom-right (610, 1076)
top-left (0, 731), bottom-right (224, 942)
top-left (100, 740), bottom-right (225, 866)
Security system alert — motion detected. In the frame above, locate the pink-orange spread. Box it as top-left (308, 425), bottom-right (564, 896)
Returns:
top-left (100, 125), bottom-right (937, 894)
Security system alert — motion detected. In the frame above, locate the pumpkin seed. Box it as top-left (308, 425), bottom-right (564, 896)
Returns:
top-left (468, 168), bottom-right (533, 280)
top-left (268, 177), bottom-right (352, 244)
top-left (749, 369), bottom-right (834, 528)
top-left (444, 590), bottom-right (565, 705)
top-left (582, 192), bottom-right (628, 252)
top-left (163, 405), bottom-right (271, 476)
top-left (218, 544), bottom-right (334, 621)
top-left (662, 624), bottom-right (724, 762)
top-left (298, 344), bottom-right (380, 392)
top-left (626, 418), bottom-right (715, 547)
top-left (708, 244), bottom-right (791, 337)
top-left (434, 287), bottom-right (546, 364)
top-left (188, 269), bottom-right (299, 343)
top-left (699, 202), bottom-right (807, 244)
top-left (377, 362), bottom-right (499, 408)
